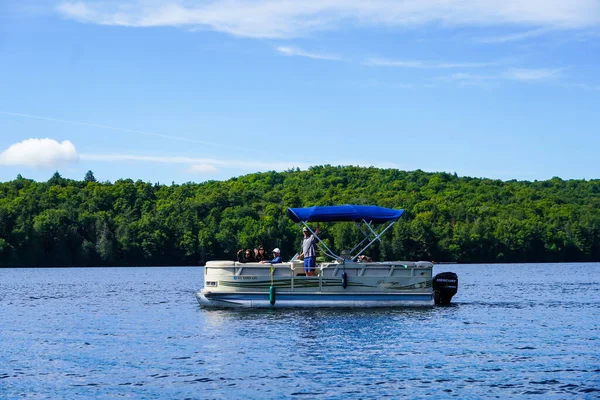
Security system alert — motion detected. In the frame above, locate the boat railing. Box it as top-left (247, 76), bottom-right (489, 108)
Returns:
top-left (204, 260), bottom-right (432, 278)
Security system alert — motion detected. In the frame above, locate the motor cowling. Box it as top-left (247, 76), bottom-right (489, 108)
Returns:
top-left (433, 272), bottom-right (458, 305)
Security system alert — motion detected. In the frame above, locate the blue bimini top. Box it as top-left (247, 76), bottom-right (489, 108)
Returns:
top-left (287, 205), bottom-right (404, 224)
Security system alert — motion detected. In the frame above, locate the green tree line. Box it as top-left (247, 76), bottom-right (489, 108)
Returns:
top-left (0, 166), bottom-right (599, 266)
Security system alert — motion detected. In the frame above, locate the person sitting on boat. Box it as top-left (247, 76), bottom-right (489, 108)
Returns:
top-left (299, 224), bottom-right (319, 276)
top-left (260, 248), bottom-right (282, 264)
top-left (255, 245), bottom-right (268, 262)
top-left (237, 248), bottom-right (256, 263)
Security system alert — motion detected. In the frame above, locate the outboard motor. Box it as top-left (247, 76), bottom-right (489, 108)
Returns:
top-left (432, 272), bottom-right (458, 305)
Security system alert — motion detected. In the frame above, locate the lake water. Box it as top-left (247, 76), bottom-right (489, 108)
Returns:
top-left (1, 263), bottom-right (599, 399)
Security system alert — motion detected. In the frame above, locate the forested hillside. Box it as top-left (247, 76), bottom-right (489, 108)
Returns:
top-left (1, 166), bottom-right (599, 266)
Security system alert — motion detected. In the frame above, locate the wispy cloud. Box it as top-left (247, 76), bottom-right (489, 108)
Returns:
top-left (56, 1), bottom-right (600, 39)
top-left (573, 29), bottom-right (600, 41)
top-left (79, 153), bottom-right (408, 175)
top-left (276, 46), bottom-right (341, 61)
top-left (364, 58), bottom-right (426, 68)
top-left (438, 68), bottom-right (562, 86)
top-left (437, 62), bottom-right (498, 69)
top-left (187, 164), bottom-right (220, 174)
top-left (364, 57), bottom-right (497, 69)
top-left (565, 83), bottom-right (600, 91)
top-left (437, 72), bottom-right (496, 87)
top-left (0, 136), bottom-right (403, 175)
top-left (358, 78), bottom-right (436, 90)
top-left (0, 138), bottom-right (78, 168)
top-left (57, 1), bottom-right (92, 20)
top-left (0, 111), bottom-right (236, 150)
top-left (477, 28), bottom-right (553, 43)
top-left (503, 68), bottom-right (562, 81)
top-left (79, 153), bottom-right (311, 172)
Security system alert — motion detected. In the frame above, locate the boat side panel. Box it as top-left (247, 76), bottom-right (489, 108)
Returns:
top-left (205, 263), bottom-right (294, 292)
top-left (318, 276), bottom-right (431, 292)
top-left (207, 276), bottom-right (432, 294)
top-left (204, 263), bottom-right (433, 294)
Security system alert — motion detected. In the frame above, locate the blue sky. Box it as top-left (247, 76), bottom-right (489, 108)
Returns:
top-left (1, 0), bottom-right (599, 183)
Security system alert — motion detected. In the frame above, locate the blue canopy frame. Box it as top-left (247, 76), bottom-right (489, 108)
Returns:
top-left (287, 205), bottom-right (404, 261)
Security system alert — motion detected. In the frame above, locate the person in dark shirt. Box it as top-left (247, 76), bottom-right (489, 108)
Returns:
top-left (237, 248), bottom-right (256, 263)
top-left (255, 245), bottom-right (268, 262)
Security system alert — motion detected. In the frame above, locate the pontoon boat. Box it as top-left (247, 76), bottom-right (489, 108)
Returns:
top-left (196, 205), bottom-right (458, 308)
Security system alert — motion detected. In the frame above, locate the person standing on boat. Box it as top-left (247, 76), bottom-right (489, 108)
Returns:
top-left (260, 248), bottom-right (282, 264)
top-left (300, 225), bottom-right (319, 276)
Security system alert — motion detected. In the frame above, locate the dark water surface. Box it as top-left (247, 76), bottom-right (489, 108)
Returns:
top-left (1, 263), bottom-right (599, 399)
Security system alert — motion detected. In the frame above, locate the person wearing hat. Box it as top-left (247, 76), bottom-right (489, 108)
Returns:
top-left (299, 224), bottom-right (320, 276)
top-left (260, 248), bottom-right (282, 264)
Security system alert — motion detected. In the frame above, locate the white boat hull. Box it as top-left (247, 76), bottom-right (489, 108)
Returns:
top-left (197, 260), bottom-right (438, 308)
top-left (197, 291), bottom-right (433, 308)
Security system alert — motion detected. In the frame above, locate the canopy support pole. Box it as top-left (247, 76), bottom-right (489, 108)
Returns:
top-left (351, 220), bottom-right (397, 261)
top-left (348, 221), bottom-right (372, 254)
top-left (363, 220), bottom-right (383, 243)
top-left (349, 221), bottom-right (390, 257)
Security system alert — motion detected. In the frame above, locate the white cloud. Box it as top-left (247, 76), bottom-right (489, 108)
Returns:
top-left (276, 46), bottom-right (341, 61)
top-left (56, 1), bottom-right (600, 38)
top-left (57, 1), bottom-right (93, 20)
top-left (364, 58), bottom-right (496, 69)
top-left (187, 163), bottom-right (219, 174)
top-left (504, 68), bottom-right (562, 81)
top-left (0, 138), bottom-right (78, 168)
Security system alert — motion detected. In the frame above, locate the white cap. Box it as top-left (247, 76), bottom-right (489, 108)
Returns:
top-left (272, 248), bottom-right (280, 253)
top-left (303, 227), bottom-right (309, 232)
